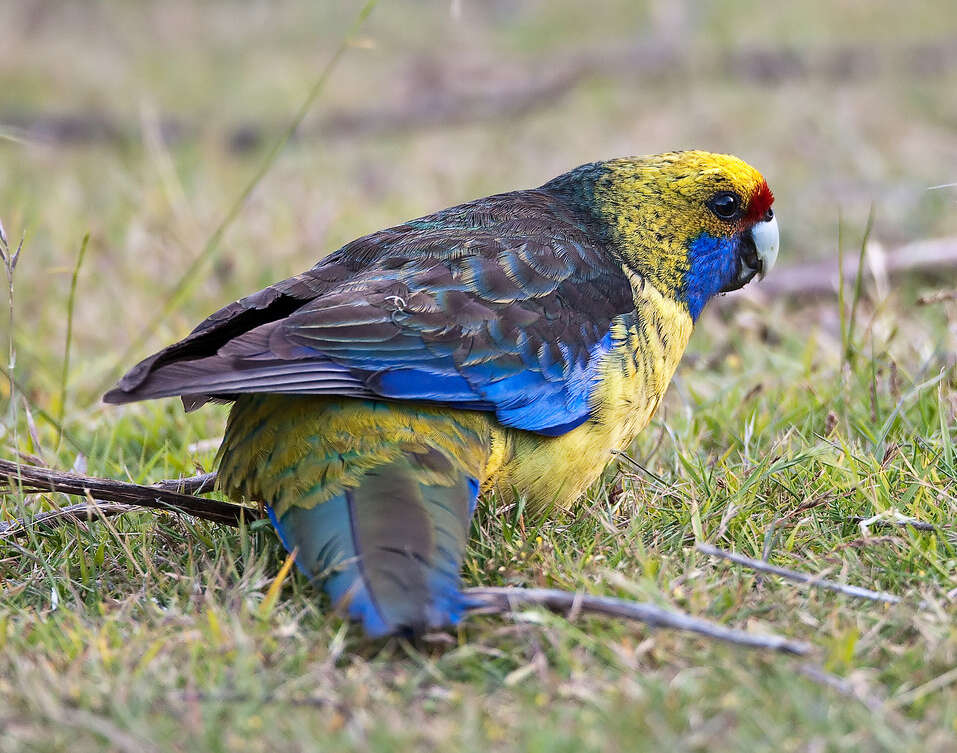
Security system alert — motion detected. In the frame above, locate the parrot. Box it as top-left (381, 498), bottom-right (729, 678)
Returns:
top-left (105, 150), bottom-right (778, 636)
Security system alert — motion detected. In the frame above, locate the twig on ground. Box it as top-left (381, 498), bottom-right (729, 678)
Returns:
top-left (797, 663), bottom-right (885, 712)
top-left (917, 289), bottom-right (957, 305)
top-left (729, 236), bottom-right (957, 302)
top-left (846, 516), bottom-right (956, 548)
top-left (854, 509), bottom-right (941, 535)
top-left (828, 535), bottom-right (907, 553)
top-left (888, 665), bottom-right (957, 709)
top-left (612, 450), bottom-right (691, 500)
top-left (8, 36), bottom-right (957, 150)
top-left (0, 460), bottom-right (255, 534)
top-left (44, 707), bottom-right (162, 753)
top-left (696, 543), bottom-right (909, 606)
top-left (465, 586), bottom-right (811, 655)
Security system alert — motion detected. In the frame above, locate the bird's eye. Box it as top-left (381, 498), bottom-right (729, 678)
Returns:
top-left (707, 192), bottom-right (741, 220)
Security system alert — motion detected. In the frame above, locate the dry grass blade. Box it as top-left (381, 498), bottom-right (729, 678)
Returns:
top-left (465, 586), bottom-right (811, 655)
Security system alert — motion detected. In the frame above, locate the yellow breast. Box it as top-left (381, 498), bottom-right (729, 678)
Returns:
top-left (491, 275), bottom-right (693, 511)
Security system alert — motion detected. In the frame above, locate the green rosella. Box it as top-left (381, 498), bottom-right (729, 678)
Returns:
top-left (106, 151), bottom-right (779, 636)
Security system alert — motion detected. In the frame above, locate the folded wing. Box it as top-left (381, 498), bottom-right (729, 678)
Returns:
top-left (105, 190), bottom-right (634, 435)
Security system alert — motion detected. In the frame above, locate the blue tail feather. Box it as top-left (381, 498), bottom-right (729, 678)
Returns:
top-left (266, 455), bottom-right (479, 637)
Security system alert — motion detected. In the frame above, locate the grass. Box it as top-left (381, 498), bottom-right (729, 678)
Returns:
top-left (1, 1), bottom-right (956, 751)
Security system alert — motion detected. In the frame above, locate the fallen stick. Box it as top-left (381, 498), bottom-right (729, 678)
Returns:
top-left (0, 459), bottom-right (257, 532)
top-left (796, 662), bottom-right (884, 712)
top-left (848, 515), bottom-right (939, 533)
top-left (917, 289), bottom-right (957, 305)
top-left (465, 586), bottom-right (810, 655)
top-left (730, 236), bottom-right (957, 301)
top-left (696, 543), bottom-right (907, 606)
top-left (7, 36), bottom-right (957, 150)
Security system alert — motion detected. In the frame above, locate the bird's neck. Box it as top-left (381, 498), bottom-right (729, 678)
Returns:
top-left (619, 263), bottom-right (688, 327)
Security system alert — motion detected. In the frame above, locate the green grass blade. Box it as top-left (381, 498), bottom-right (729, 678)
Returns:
top-left (845, 204), bottom-right (875, 364)
top-left (56, 232), bottom-right (90, 449)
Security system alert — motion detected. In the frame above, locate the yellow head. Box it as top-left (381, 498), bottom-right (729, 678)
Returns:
top-left (545, 150), bottom-right (778, 319)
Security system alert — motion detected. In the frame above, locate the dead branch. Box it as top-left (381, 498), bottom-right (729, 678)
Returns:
top-left (0, 459), bottom-right (257, 532)
top-left (917, 289), bottom-right (957, 305)
top-left (6, 36), bottom-right (957, 151)
top-left (696, 543), bottom-right (912, 606)
top-left (465, 586), bottom-right (810, 655)
top-left (796, 663), bottom-right (884, 712)
top-left (728, 236), bottom-right (957, 303)
top-left (154, 472), bottom-right (219, 495)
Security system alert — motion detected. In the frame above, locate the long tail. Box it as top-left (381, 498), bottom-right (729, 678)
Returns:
top-left (267, 447), bottom-right (479, 636)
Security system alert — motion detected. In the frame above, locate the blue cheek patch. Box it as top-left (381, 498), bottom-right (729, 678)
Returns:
top-left (684, 233), bottom-right (739, 320)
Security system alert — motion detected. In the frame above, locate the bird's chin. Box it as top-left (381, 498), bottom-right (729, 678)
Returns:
top-left (720, 267), bottom-right (759, 293)
top-left (720, 234), bottom-right (763, 293)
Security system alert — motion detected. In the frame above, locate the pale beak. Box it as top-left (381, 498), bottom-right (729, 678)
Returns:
top-left (750, 214), bottom-right (779, 280)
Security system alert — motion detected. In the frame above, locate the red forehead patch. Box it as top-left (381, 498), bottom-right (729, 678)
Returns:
top-left (744, 179), bottom-right (774, 225)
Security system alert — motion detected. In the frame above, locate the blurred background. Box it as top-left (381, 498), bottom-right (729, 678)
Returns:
top-left (1, 0), bottom-right (956, 433)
